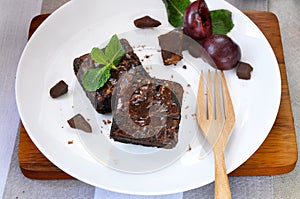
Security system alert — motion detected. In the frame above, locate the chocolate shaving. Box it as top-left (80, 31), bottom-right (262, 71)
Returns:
top-left (68, 114), bottom-right (92, 133)
top-left (50, 80), bottom-right (68, 98)
top-left (134, 16), bottom-right (161, 28)
top-left (68, 140), bottom-right (73, 144)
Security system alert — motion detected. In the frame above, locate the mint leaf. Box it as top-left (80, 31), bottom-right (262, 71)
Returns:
top-left (211, 9), bottom-right (234, 35)
top-left (82, 34), bottom-right (125, 91)
top-left (105, 34), bottom-right (126, 65)
top-left (162, 0), bottom-right (191, 27)
top-left (91, 47), bottom-right (109, 65)
top-left (82, 65), bottom-right (111, 92)
top-left (95, 65), bottom-right (111, 89)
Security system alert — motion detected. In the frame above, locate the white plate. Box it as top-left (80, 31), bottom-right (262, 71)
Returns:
top-left (16, 0), bottom-right (281, 195)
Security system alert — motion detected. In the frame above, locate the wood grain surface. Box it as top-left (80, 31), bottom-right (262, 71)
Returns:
top-left (18, 11), bottom-right (298, 179)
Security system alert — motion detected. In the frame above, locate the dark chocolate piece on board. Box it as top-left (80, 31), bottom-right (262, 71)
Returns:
top-left (134, 16), bottom-right (161, 28)
top-left (158, 28), bottom-right (183, 65)
top-left (68, 114), bottom-right (92, 133)
top-left (236, 61), bottom-right (253, 80)
top-left (50, 80), bottom-right (68, 98)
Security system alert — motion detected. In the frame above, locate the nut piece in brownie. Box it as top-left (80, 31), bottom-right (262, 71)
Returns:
top-left (110, 65), bottom-right (183, 149)
top-left (73, 39), bottom-right (141, 114)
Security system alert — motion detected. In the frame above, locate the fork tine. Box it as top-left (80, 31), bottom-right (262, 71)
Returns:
top-left (197, 71), bottom-right (207, 133)
top-left (197, 70), bottom-right (205, 120)
top-left (197, 70), bottom-right (213, 134)
top-left (221, 71), bottom-right (235, 121)
top-left (207, 70), bottom-right (213, 121)
top-left (214, 70), bottom-right (223, 121)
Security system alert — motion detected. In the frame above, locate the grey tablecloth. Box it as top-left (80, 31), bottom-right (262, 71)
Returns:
top-left (1, 0), bottom-right (299, 198)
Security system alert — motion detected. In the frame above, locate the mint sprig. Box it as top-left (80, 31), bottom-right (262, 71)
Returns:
top-left (211, 9), bottom-right (234, 35)
top-left (82, 64), bottom-right (112, 91)
top-left (162, 0), bottom-right (191, 27)
top-left (82, 34), bottom-right (125, 92)
top-left (91, 47), bottom-right (109, 65)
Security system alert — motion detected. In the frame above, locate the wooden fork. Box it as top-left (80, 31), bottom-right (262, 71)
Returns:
top-left (196, 70), bottom-right (235, 199)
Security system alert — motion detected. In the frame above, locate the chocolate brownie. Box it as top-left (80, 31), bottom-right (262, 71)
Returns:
top-left (110, 66), bottom-right (183, 149)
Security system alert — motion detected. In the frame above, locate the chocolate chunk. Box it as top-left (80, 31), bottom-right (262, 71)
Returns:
top-left (68, 140), bottom-right (73, 144)
top-left (236, 61), bottom-right (253, 80)
top-left (158, 28), bottom-right (183, 65)
top-left (50, 80), bottom-right (68, 98)
top-left (68, 114), bottom-right (92, 133)
top-left (134, 16), bottom-right (161, 28)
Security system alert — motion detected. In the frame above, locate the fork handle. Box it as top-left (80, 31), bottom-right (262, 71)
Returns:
top-left (214, 150), bottom-right (232, 199)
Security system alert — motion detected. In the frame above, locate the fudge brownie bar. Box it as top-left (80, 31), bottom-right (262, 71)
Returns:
top-left (110, 66), bottom-right (183, 149)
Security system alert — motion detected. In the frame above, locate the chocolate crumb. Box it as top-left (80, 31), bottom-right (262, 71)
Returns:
top-left (182, 65), bottom-right (187, 69)
top-left (236, 61), bottom-right (253, 80)
top-left (187, 84), bottom-right (191, 87)
top-left (68, 140), bottom-right (73, 144)
top-left (134, 16), bottom-right (161, 28)
top-left (144, 54), bottom-right (152, 59)
top-left (103, 119), bottom-right (112, 125)
top-left (68, 114), bottom-right (92, 133)
top-left (50, 80), bottom-right (68, 98)
top-left (187, 145), bottom-right (192, 151)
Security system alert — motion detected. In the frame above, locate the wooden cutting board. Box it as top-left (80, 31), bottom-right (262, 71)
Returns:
top-left (18, 11), bottom-right (297, 179)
